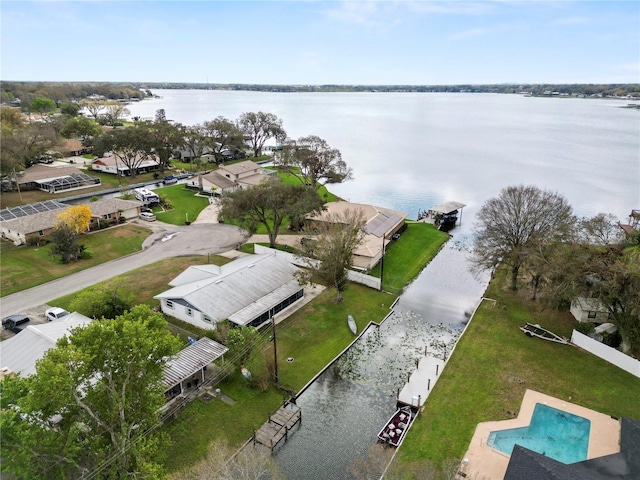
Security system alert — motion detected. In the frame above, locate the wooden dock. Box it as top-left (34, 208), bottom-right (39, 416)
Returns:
top-left (397, 354), bottom-right (445, 408)
top-left (253, 401), bottom-right (302, 451)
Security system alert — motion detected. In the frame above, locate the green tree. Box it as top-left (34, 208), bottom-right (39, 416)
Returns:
top-left (202, 116), bottom-right (245, 163)
top-left (225, 326), bottom-right (260, 365)
top-left (472, 185), bottom-right (574, 290)
top-left (69, 278), bottom-right (135, 319)
top-left (94, 126), bottom-right (156, 177)
top-left (237, 111), bottom-right (286, 157)
top-left (139, 113), bottom-right (183, 172)
top-left (50, 223), bottom-right (84, 263)
top-left (219, 179), bottom-right (325, 248)
top-left (1, 121), bottom-right (57, 172)
top-left (277, 135), bottom-right (353, 189)
top-left (60, 116), bottom-right (103, 141)
top-left (29, 96), bottom-right (56, 114)
top-left (0, 305), bottom-right (182, 479)
top-left (301, 208), bottom-right (366, 302)
top-left (60, 102), bottom-right (80, 117)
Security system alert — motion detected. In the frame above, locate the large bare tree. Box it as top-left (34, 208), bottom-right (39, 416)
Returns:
top-left (301, 208), bottom-right (366, 302)
top-left (472, 184), bottom-right (574, 290)
top-left (276, 135), bottom-right (353, 190)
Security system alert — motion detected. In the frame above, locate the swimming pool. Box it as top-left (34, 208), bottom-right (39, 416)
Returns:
top-left (487, 403), bottom-right (591, 464)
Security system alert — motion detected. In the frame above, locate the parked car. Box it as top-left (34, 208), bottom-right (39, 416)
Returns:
top-left (139, 212), bottom-right (157, 222)
top-left (46, 307), bottom-right (70, 322)
top-left (2, 314), bottom-right (30, 334)
top-left (163, 175), bottom-right (178, 185)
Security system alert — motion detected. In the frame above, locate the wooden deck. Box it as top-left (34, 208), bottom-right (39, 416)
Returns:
top-left (253, 401), bottom-right (302, 451)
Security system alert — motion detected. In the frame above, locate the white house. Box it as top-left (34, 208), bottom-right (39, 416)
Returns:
top-left (154, 253), bottom-right (305, 330)
top-left (570, 297), bottom-right (611, 323)
top-left (91, 153), bottom-right (160, 176)
top-left (0, 313), bottom-right (92, 376)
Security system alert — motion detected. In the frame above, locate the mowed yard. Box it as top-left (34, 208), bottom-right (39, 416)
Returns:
top-left (396, 266), bottom-right (640, 474)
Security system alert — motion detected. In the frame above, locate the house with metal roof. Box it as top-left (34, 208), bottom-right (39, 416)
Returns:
top-left (91, 153), bottom-right (160, 176)
top-left (306, 201), bottom-right (408, 270)
top-left (154, 252), bottom-right (305, 330)
top-left (0, 198), bottom-right (142, 245)
top-left (0, 312), bottom-right (93, 376)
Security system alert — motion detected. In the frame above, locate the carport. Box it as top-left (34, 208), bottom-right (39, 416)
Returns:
top-left (162, 337), bottom-right (228, 402)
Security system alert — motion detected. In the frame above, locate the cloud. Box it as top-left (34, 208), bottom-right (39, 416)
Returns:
top-left (321, 1), bottom-right (388, 28)
top-left (552, 16), bottom-right (592, 26)
top-left (450, 27), bottom-right (491, 40)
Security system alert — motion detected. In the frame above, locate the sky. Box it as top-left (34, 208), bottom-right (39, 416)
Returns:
top-left (1, 0), bottom-right (639, 85)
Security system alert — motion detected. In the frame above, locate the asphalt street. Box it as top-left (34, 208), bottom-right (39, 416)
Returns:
top-left (0, 220), bottom-right (248, 320)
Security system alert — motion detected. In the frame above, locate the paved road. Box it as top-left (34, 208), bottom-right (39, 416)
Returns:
top-left (0, 220), bottom-right (248, 319)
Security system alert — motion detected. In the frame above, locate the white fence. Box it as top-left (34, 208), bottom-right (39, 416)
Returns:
top-left (571, 330), bottom-right (640, 378)
top-left (254, 245), bottom-right (381, 290)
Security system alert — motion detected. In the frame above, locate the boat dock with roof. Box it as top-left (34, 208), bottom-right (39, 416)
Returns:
top-left (417, 201), bottom-right (466, 231)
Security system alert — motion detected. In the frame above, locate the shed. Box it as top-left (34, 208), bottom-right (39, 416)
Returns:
top-left (570, 297), bottom-right (611, 323)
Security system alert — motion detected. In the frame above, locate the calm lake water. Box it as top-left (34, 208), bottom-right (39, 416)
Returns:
top-left (128, 90), bottom-right (638, 478)
top-left (128, 90), bottom-right (639, 223)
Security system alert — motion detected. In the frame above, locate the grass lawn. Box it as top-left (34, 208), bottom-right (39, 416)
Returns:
top-left (0, 224), bottom-right (151, 296)
top-left (152, 184), bottom-right (210, 225)
top-left (396, 266), bottom-right (640, 473)
top-left (369, 221), bottom-right (449, 293)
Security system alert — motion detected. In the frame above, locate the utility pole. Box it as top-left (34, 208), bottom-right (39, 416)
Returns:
top-left (379, 236), bottom-right (385, 291)
top-left (271, 314), bottom-right (279, 386)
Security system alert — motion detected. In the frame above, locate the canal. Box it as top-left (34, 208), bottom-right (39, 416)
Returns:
top-left (273, 231), bottom-right (490, 479)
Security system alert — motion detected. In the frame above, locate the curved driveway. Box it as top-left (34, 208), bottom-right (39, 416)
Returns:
top-left (1, 220), bottom-right (247, 318)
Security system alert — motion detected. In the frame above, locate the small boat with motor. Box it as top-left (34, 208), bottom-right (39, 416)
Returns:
top-left (377, 405), bottom-right (414, 447)
top-left (347, 314), bottom-right (357, 335)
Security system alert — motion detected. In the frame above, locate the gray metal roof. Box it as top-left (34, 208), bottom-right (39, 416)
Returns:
top-left (162, 337), bottom-right (228, 389)
top-left (430, 201), bottom-right (466, 214)
top-left (0, 200), bottom-right (69, 221)
top-left (0, 313), bottom-right (92, 376)
top-left (155, 253), bottom-right (303, 325)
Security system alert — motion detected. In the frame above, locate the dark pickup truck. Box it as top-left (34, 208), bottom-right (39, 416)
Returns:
top-left (2, 314), bottom-right (30, 334)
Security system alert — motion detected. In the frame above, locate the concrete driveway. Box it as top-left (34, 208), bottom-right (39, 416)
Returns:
top-left (0, 220), bottom-right (248, 320)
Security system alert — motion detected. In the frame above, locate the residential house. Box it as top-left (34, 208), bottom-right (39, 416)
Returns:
top-left (196, 160), bottom-right (275, 195)
top-left (504, 417), bottom-right (640, 480)
top-left (54, 139), bottom-right (92, 158)
top-left (154, 253), bottom-right (305, 330)
top-left (14, 164), bottom-right (101, 193)
top-left (570, 297), bottom-right (611, 323)
top-left (0, 198), bottom-right (143, 245)
top-left (0, 313), bottom-right (93, 376)
top-left (91, 153), bottom-right (160, 176)
top-left (306, 201), bottom-right (408, 271)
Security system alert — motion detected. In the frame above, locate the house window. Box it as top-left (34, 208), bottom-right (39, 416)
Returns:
top-left (103, 213), bottom-right (112, 220)
top-left (186, 308), bottom-right (193, 317)
top-left (38, 230), bottom-right (44, 236)
top-left (203, 315), bottom-right (212, 323)
top-left (165, 300), bottom-right (174, 309)
top-left (588, 311), bottom-right (597, 319)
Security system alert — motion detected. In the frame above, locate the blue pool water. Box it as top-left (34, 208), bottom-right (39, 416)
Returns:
top-left (487, 403), bottom-right (591, 464)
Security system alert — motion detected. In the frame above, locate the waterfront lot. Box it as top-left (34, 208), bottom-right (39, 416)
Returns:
top-left (396, 265), bottom-right (640, 475)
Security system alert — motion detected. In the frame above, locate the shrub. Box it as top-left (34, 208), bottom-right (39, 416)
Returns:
top-left (575, 322), bottom-right (595, 336)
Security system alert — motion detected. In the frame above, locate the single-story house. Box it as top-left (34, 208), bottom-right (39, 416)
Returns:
top-left (154, 253), bottom-right (305, 330)
top-left (91, 153), bottom-right (160, 176)
top-left (0, 198), bottom-right (143, 245)
top-left (195, 160), bottom-right (275, 194)
top-left (162, 337), bottom-right (228, 404)
top-left (13, 164), bottom-right (101, 193)
top-left (306, 200), bottom-right (408, 270)
top-left (0, 312), bottom-right (93, 376)
top-left (570, 297), bottom-right (611, 323)
top-left (54, 138), bottom-right (92, 157)
top-left (504, 417), bottom-right (640, 480)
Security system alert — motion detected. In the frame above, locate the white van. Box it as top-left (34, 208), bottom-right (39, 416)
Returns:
top-left (134, 188), bottom-right (160, 206)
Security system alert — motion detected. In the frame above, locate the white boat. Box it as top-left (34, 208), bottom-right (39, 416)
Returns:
top-left (347, 315), bottom-right (357, 335)
top-left (377, 406), bottom-right (414, 447)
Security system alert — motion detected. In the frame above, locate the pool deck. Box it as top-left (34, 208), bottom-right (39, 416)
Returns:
top-left (458, 389), bottom-right (621, 480)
